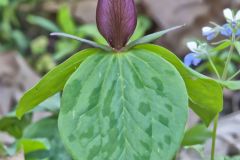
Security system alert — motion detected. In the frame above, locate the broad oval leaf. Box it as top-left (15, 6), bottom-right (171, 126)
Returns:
top-left (16, 48), bottom-right (98, 119)
top-left (59, 49), bottom-right (188, 160)
top-left (136, 44), bottom-right (223, 126)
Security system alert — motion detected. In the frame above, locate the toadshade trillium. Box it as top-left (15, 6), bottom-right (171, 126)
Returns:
top-left (16, 1), bottom-right (206, 160)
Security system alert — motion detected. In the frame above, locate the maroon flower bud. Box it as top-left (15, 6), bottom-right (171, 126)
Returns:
top-left (96, 0), bottom-right (137, 51)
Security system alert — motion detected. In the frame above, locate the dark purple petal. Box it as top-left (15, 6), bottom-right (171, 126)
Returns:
top-left (96, 0), bottom-right (137, 50)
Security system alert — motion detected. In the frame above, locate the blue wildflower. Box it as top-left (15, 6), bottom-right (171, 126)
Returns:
top-left (184, 42), bottom-right (202, 67)
top-left (223, 8), bottom-right (240, 25)
top-left (220, 24), bottom-right (232, 37)
top-left (202, 27), bottom-right (218, 41)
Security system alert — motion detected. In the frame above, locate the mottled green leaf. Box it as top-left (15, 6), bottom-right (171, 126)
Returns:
top-left (182, 124), bottom-right (212, 146)
top-left (59, 49), bottom-right (188, 160)
top-left (16, 48), bottom-right (98, 119)
top-left (136, 44), bottom-right (223, 125)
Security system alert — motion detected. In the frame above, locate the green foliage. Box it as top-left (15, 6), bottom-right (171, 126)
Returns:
top-left (18, 138), bottom-right (50, 155)
top-left (23, 117), bottom-right (71, 160)
top-left (57, 4), bottom-right (76, 34)
top-left (0, 0), bottom-right (9, 6)
top-left (182, 124), bottom-right (212, 146)
top-left (127, 25), bottom-right (184, 49)
top-left (16, 48), bottom-right (98, 118)
top-left (129, 16), bottom-right (152, 42)
top-left (218, 80), bottom-right (240, 90)
top-left (0, 114), bottom-right (31, 138)
top-left (59, 49), bottom-right (188, 160)
top-left (136, 44), bottom-right (223, 125)
top-left (27, 15), bottom-right (60, 32)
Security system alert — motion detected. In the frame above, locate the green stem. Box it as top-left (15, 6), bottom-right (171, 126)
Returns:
top-left (222, 35), bottom-right (235, 80)
top-left (206, 54), bottom-right (220, 79)
top-left (211, 114), bottom-right (219, 160)
top-left (228, 69), bottom-right (240, 80)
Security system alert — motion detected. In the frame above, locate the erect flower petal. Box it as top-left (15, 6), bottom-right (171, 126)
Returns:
top-left (96, 0), bottom-right (137, 50)
top-left (202, 26), bottom-right (213, 36)
top-left (235, 10), bottom-right (240, 21)
top-left (223, 8), bottom-right (234, 21)
top-left (187, 41), bottom-right (198, 52)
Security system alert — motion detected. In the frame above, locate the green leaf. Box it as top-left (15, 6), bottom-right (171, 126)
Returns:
top-left (129, 16), bottom-right (152, 42)
top-left (0, 0), bottom-right (8, 6)
top-left (18, 138), bottom-right (50, 154)
top-left (12, 30), bottom-right (28, 51)
top-left (211, 40), bottom-right (231, 52)
top-left (136, 44), bottom-right (223, 125)
top-left (182, 124), bottom-right (212, 146)
top-left (0, 114), bottom-right (31, 138)
top-left (59, 49), bottom-right (188, 160)
top-left (27, 15), bottom-right (60, 32)
top-left (234, 41), bottom-right (240, 56)
top-left (57, 5), bottom-right (76, 34)
top-left (23, 117), bottom-right (71, 160)
top-left (127, 25), bottom-right (185, 49)
top-left (16, 48), bottom-right (98, 119)
top-left (218, 80), bottom-right (240, 90)
top-left (77, 24), bottom-right (107, 44)
top-left (50, 32), bottom-right (111, 51)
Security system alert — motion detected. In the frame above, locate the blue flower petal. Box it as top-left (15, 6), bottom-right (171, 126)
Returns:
top-left (206, 32), bottom-right (217, 41)
top-left (184, 53), bottom-right (202, 67)
top-left (192, 57), bottom-right (202, 66)
top-left (202, 29), bottom-right (217, 41)
top-left (220, 24), bottom-right (232, 37)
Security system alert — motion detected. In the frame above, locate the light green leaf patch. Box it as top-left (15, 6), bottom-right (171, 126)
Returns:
top-left (59, 49), bottom-right (188, 160)
top-left (16, 48), bottom-right (99, 119)
top-left (136, 44), bottom-right (223, 126)
top-left (182, 124), bottom-right (212, 146)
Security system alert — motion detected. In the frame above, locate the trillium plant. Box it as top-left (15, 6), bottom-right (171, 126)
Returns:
top-left (15, 1), bottom-right (240, 160)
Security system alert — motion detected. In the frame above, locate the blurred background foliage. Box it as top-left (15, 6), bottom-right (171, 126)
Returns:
top-left (1, 0), bottom-right (240, 159)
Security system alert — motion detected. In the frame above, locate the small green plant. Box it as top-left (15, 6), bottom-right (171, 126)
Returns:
top-left (15, 0), bottom-right (240, 160)
top-left (183, 8), bottom-right (240, 160)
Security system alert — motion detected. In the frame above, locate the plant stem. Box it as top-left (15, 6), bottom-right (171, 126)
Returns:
top-left (228, 69), bottom-right (240, 80)
top-left (206, 54), bottom-right (220, 79)
top-left (211, 114), bottom-right (219, 160)
top-left (222, 35), bottom-right (235, 80)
